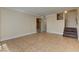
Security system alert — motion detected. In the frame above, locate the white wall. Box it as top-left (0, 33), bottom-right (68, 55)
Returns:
top-left (46, 13), bottom-right (65, 35)
top-left (0, 8), bottom-right (1, 40)
top-left (1, 8), bottom-right (36, 41)
top-left (77, 9), bottom-right (79, 40)
top-left (66, 11), bottom-right (77, 28)
top-left (41, 16), bottom-right (46, 32)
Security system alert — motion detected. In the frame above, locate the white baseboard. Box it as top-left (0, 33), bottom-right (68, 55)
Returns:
top-left (47, 32), bottom-right (63, 35)
top-left (1, 32), bottom-right (36, 41)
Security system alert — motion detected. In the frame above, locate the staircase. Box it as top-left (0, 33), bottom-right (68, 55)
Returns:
top-left (63, 27), bottom-right (78, 38)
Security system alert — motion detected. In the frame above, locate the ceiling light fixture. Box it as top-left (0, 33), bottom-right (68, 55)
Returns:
top-left (64, 11), bottom-right (67, 13)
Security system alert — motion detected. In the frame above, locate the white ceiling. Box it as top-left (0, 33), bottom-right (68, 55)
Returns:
top-left (6, 7), bottom-right (77, 16)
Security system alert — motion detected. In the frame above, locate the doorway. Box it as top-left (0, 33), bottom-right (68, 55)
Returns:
top-left (36, 18), bottom-right (41, 33)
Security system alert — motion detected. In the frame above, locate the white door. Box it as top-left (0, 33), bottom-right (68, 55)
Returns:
top-left (66, 11), bottom-right (77, 28)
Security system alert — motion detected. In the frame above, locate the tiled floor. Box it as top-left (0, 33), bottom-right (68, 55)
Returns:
top-left (0, 32), bottom-right (79, 52)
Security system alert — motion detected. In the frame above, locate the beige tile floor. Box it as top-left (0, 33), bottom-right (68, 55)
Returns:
top-left (0, 32), bottom-right (79, 52)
